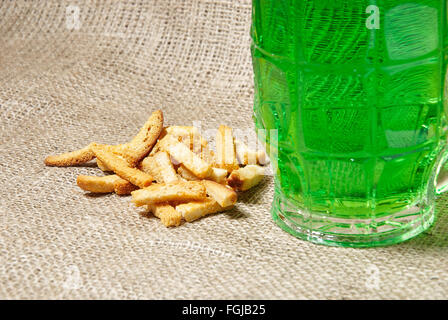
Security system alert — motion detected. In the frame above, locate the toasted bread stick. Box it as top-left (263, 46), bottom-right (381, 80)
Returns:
top-left (208, 167), bottom-right (227, 184)
top-left (91, 144), bottom-right (153, 188)
top-left (139, 151), bottom-right (182, 226)
top-left (202, 180), bottom-right (237, 208)
top-left (76, 174), bottom-right (137, 195)
top-left (45, 143), bottom-right (95, 166)
top-left (227, 165), bottom-right (265, 191)
top-left (176, 198), bottom-right (231, 222)
top-left (165, 126), bottom-right (209, 153)
top-left (148, 127), bottom-right (168, 156)
top-left (131, 181), bottom-right (206, 207)
top-left (215, 125), bottom-right (239, 172)
top-left (113, 178), bottom-right (139, 195)
top-left (160, 136), bottom-right (212, 179)
top-left (148, 203), bottom-right (182, 227)
top-left (177, 165), bottom-right (200, 181)
top-left (45, 142), bottom-right (132, 168)
top-left (120, 110), bottom-right (164, 166)
top-left (177, 166), bottom-right (227, 184)
top-left (139, 151), bottom-right (179, 183)
top-left (97, 159), bottom-right (111, 172)
top-left (77, 174), bottom-right (118, 193)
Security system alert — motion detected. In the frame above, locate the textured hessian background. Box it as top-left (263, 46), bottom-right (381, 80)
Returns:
top-left (0, 0), bottom-right (447, 299)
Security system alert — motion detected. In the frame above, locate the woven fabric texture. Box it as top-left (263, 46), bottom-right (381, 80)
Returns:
top-left (1, 0), bottom-right (448, 299)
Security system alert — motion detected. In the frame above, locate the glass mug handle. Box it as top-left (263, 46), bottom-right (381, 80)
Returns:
top-left (437, 162), bottom-right (448, 194)
top-left (436, 145), bottom-right (448, 194)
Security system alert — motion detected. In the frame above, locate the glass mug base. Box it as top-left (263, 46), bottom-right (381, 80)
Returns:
top-left (271, 192), bottom-right (435, 248)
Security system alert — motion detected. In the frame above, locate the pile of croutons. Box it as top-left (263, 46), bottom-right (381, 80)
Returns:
top-left (45, 110), bottom-right (267, 227)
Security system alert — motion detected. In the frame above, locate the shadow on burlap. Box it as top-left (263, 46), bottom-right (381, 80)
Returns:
top-left (0, 0), bottom-right (447, 299)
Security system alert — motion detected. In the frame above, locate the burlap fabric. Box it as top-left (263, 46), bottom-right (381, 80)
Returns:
top-left (1, 0), bottom-right (448, 300)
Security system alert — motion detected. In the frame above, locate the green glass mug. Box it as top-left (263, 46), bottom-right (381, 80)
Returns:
top-left (252, 0), bottom-right (448, 247)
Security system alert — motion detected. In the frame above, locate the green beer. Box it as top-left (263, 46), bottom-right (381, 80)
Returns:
top-left (252, 0), bottom-right (448, 246)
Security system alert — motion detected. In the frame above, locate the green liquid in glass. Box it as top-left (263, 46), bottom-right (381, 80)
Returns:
top-left (251, 0), bottom-right (448, 246)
